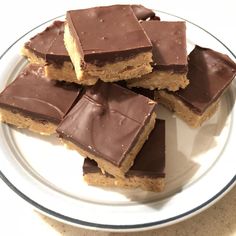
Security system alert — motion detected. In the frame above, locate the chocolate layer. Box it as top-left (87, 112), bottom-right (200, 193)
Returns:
top-left (83, 119), bottom-right (165, 178)
top-left (141, 21), bottom-right (188, 73)
top-left (57, 81), bottom-right (156, 166)
top-left (130, 87), bottom-right (155, 100)
top-left (116, 81), bottom-right (155, 100)
top-left (170, 45), bottom-right (236, 114)
top-left (24, 21), bottom-right (70, 65)
top-left (0, 64), bottom-right (81, 124)
top-left (66, 5), bottom-right (152, 66)
top-left (131, 5), bottom-right (158, 21)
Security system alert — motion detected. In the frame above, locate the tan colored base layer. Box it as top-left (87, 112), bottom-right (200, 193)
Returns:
top-left (21, 47), bottom-right (45, 65)
top-left (0, 108), bottom-right (56, 135)
top-left (156, 90), bottom-right (219, 128)
top-left (45, 62), bottom-right (98, 86)
top-left (84, 172), bottom-right (165, 192)
top-left (21, 47), bottom-right (98, 85)
top-left (127, 70), bottom-right (189, 91)
top-left (61, 112), bottom-right (157, 179)
top-left (64, 23), bottom-right (153, 83)
top-left (86, 52), bottom-right (153, 82)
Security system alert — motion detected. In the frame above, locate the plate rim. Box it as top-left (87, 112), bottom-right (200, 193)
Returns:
top-left (1, 170), bottom-right (236, 231)
top-left (0, 10), bottom-right (236, 232)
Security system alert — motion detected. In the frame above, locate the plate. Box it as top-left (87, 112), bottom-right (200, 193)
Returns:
top-left (0, 10), bottom-right (236, 232)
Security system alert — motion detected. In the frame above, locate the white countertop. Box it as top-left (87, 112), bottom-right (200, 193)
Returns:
top-left (0, 1), bottom-right (236, 235)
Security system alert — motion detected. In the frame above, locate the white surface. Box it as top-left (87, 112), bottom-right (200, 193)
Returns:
top-left (0, 0), bottom-right (236, 235)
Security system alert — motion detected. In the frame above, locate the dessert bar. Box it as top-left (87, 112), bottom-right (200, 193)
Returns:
top-left (64, 5), bottom-right (153, 83)
top-left (156, 46), bottom-right (236, 127)
top-left (21, 21), bottom-right (97, 85)
top-left (128, 21), bottom-right (189, 91)
top-left (83, 119), bottom-right (165, 192)
top-left (0, 64), bottom-right (81, 135)
top-left (57, 81), bottom-right (157, 178)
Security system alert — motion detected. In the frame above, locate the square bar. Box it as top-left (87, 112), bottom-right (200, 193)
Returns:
top-left (156, 46), bottom-right (236, 127)
top-left (83, 119), bottom-right (165, 192)
top-left (128, 21), bottom-right (189, 91)
top-left (57, 81), bottom-right (157, 178)
top-left (0, 64), bottom-right (81, 135)
top-left (64, 5), bottom-right (153, 83)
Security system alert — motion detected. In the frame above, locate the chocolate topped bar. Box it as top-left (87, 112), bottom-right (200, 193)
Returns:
top-left (24, 21), bottom-right (70, 65)
top-left (127, 21), bottom-right (188, 91)
top-left (172, 45), bottom-right (236, 114)
top-left (141, 21), bottom-right (187, 72)
top-left (57, 80), bottom-right (156, 167)
top-left (131, 5), bottom-right (158, 21)
top-left (83, 119), bottom-right (165, 178)
top-left (0, 64), bottom-right (81, 124)
top-left (66, 5), bottom-right (152, 66)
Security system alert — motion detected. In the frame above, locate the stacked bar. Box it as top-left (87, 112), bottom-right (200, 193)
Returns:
top-left (57, 81), bottom-right (157, 178)
top-left (128, 21), bottom-right (189, 91)
top-left (83, 119), bottom-right (165, 192)
top-left (63, 5), bottom-right (153, 83)
top-left (21, 21), bottom-right (91, 85)
top-left (1, 4), bottom-right (236, 193)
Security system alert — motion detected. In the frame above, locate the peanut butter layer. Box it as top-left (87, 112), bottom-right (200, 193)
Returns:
top-left (0, 108), bottom-right (57, 135)
top-left (57, 81), bottom-right (157, 178)
top-left (0, 64), bottom-right (81, 126)
top-left (128, 70), bottom-right (189, 91)
top-left (156, 91), bottom-right (220, 128)
top-left (83, 173), bottom-right (164, 192)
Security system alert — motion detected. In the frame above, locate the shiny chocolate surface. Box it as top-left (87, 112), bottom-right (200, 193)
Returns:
top-left (141, 21), bottom-right (188, 72)
top-left (0, 64), bottom-right (81, 123)
top-left (172, 46), bottom-right (236, 114)
top-left (83, 119), bottom-right (165, 178)
top-left (66, 5), bottom-right (152, 66)
top-left (57, 81), bottom-right (156, 166)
